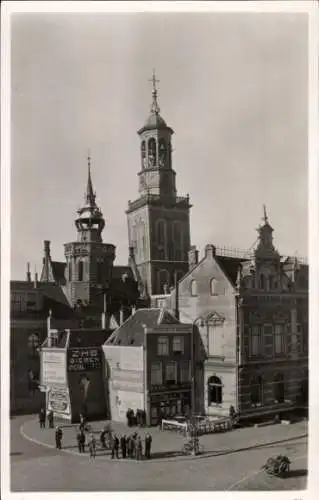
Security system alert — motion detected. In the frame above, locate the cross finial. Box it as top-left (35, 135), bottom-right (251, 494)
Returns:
top-left (149, 69), bottom-right (160, 113)
top-left (87, 148), bottom-right (91, 169)
top-left (263, 204), bottom-right (268, 224)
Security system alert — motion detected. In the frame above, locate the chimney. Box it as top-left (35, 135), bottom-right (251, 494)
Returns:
top-left (26, 262), bottom-right (31, 282)
top-left (47, 309), bottom-right (52, 347)
top-left (205, 244), bottom-right (216, 259)
top-left (34, 270), bottom-right (38, 288)
top-left (188, 245), bottom-right (199, 270)
top-left (44, 240), bottom-right (51, 257)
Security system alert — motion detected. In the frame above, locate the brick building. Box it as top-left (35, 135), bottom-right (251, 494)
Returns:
top-left (166, 208), bottom-right (308, 420)
top-left (103, 308), bottom-right (198, 425)
top-left (10, 276), bottom-right (78, 413)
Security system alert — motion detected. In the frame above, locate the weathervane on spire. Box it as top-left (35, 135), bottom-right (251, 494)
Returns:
top-left (262, 204), bottom-right (269, 225)
top-left (149, 69), bottom-right (160, 114)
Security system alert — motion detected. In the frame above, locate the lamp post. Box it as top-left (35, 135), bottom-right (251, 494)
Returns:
top-left (190, 315), bottom-right (207, 455)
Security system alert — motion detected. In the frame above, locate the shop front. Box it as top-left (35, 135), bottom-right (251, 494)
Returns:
top-left (149, 386), bottom-right (191, 425)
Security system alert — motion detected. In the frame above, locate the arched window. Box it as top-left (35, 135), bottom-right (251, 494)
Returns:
top-left (78, 261), bottom-right (83, 281)
top-left (159, 138), bottom-right (167, 168)
top-left (208, 375), bottom-right (222, 405)
top-left (250, 375), bottom-right (263, 407)
top-left (274, 373), bottom-right (285, 403)
top-left (141, 140), bottom-right (146, 169)
top-left (158, 269), bottom-right (170, 294)
top-left (259, 274), bottom-right (265, 290)
top-left (172, 221), bottom-right (183, 260)
top-left (28, 333), bottom-right (39, 358)
top-left (190, 279), bottom-right (197, 296)
top-left (148, 138), bottom-right (157, 167)
top-left (156, 219), bottom-right (166, 258)
top-left (210, 278), bottom-right (217, 295)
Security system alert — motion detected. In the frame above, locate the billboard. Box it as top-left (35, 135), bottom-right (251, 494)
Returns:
top-left (42, 350), bottom-right (66, 386)
top-left (67, 347), bottom-right (101, 372)
top-left (47, 386), bottom-right (71, 418)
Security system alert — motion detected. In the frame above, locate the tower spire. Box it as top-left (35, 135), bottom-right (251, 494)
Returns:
top-left (85, 150), bottom-right (96, 206)
top-left (149, 69), bottom-right (160, 114)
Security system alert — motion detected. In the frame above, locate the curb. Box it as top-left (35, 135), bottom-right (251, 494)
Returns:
top-left (20, 419), bottom-right (308, 466)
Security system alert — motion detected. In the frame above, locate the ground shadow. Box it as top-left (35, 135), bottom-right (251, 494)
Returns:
top-left (10, 452), bottom-right (23, 456)
top-left (286, 468), bottom-right (308, 479)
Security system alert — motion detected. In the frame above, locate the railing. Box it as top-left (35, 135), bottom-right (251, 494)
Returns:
top-left (214, 245), bottom-right (308, 265)
top-left (161, 416), bottom-right (233, 435)
top-left (127, 193), bottom-right (190, 212)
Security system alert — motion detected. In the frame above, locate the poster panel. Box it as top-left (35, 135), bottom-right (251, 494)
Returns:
top-left (67, 347), bottom-right (101, 372)
top-left (42, 350), bottom-right (66, 386)
top-left (47, 386), bottom-right (71, 417)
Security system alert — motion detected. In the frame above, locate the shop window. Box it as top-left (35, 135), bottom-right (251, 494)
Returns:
top-left (165, 361), bottom-right (177, 385)
top-left (250, 375), bottom-right (263, 407)
top-left (151, 362), bottom-right (162, 385)
top-left (190, 279), bottom-right (197, 296)
top-left (208, 375), bottom-right (222, 405)
top-left (28, 333), bottom-right (39, 357)
top-left (157, 336), bottom-right (169, 356)
top-left (173, 336), bottom-right (184, 354)
top-left (180, 361), bottom-right (191, 383)
top-left (274, 373), bottom-right (285, 403)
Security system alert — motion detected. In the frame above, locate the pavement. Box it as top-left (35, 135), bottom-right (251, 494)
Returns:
top-left (10, 414), bottom-right (308, 491)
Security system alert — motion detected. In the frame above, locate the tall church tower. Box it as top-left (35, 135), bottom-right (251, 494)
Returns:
top-left (64, 155), bottom-right (115, 307)
top-left (126, 72), bottom-right (191, 297)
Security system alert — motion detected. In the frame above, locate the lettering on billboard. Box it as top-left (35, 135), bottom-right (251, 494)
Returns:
top-left (67, 348), bottom-right (101, 372)
top-left (48, 387), bottom-right (71, 417)
top-left (42, 351), bottom-right (66, 385)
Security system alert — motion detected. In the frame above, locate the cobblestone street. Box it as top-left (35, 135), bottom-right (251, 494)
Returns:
top-left (11, 415), bottom-right (308, 491)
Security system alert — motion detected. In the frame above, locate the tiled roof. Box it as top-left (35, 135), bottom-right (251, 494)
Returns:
top-left (106, 308), bottom-right (179, 347)
top-left (51, 261), bottom-right (66, 285)
top-left (215, 255), bottom-right (247, 287)
top-left (68, 329), bottom-right (111, 348)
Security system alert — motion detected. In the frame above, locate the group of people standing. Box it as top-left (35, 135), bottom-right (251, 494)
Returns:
top-left (38, 408), bottom-right (54, 429)
top-left (109, 432), bottom-right (152, 460)
top-left (126, 408), bottom-right (146, 427)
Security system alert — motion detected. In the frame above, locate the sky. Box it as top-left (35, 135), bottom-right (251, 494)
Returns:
top-left (11, 11), bottom-right (308, 280)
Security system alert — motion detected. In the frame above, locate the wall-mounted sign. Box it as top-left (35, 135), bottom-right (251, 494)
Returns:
top-left (67, 348), bottom-right (101, 372)
top-left (47, 387), bottom-right (71, 417)
top-left (42, 350), bottom-right (66, 386)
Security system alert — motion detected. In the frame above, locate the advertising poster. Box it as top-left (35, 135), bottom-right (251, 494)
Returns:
top-left (67, 347), bottom-right (101, 372)
top-left (42, 350), bottom-right (67, 386)
top-left (47, 386), bottom-right (71, 418)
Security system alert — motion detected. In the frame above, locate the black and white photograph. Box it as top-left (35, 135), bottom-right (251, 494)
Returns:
top-left (1, 0), bottom-right (318, 498)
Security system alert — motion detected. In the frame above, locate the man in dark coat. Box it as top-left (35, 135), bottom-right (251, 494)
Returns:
top-left (120, 434), bottom-right (127, 459)
top-left (136, 436), bottom-right (143, 460)
top-left (111, 434), bottom-right (119, 459)
top-left (126, 435), bottom-right (133, 458)
top-left (55, 426), bottom-right (63, 449)
top-left (47, 410), bottom-right (54, 428)
top-left (126, 409), bottom-right (131, 427)
top-left (144, 433), bottom-right (152, 459)
top-left (77, 430), bottom-right (86, 453)
top-left (39, 408), bottom-right (46, 429)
